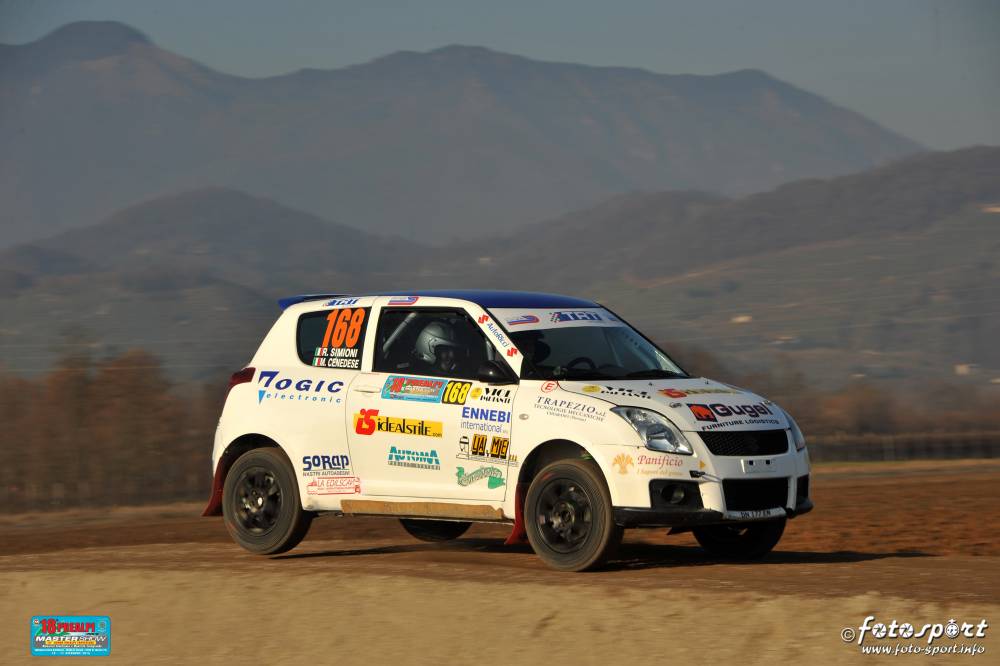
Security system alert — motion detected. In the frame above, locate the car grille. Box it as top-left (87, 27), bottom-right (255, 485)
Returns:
top-left (723, 478), bottom-right (789, 511)
top-left (699, 429), bottom-right (789, 456)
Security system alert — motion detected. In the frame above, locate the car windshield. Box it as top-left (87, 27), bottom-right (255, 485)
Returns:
top-left (496, 308), bottom-right (687, 381)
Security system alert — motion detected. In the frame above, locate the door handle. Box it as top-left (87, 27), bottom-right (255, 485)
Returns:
top-left (354, 386), bottom-right (381, 394)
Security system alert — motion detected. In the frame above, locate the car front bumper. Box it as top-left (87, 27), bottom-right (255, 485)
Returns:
top-left (612, 476), bottom-right (813, 528)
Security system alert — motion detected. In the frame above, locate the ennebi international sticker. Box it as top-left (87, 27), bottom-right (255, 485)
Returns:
top-left (31, 615), bottom-right (111, 656)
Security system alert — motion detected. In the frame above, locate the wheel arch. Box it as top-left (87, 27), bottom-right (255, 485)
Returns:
top-left (505, 438), bottom-right (614, 545)
top-left (201, 433), bottom-right (287, 516)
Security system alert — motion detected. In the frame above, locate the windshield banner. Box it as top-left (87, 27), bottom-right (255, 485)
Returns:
top-left (491, 308), bottom-right (624, 331)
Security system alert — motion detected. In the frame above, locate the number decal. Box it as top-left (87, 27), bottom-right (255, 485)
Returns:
top-left (313, 307), bottom-right (369, 370)
top-left (345, 308), bottom-right (366, 348)
top-left (442, 380), bottom-right (473, 405)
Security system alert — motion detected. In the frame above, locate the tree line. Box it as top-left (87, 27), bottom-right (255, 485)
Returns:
top-left (1, 347), bottom-right (997, 511)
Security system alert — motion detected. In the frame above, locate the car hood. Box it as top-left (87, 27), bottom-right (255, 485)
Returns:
top-left (555, 377), bottom-right (788, 432)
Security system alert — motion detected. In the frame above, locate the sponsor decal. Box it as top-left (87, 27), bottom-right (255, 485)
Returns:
top-left (689, 402), bottom-right (782, 430)
top-left (306, 476), bottom-right (361, 495)
top-left (490, 307), bottom-right (624, 331)
top-left (381, 375), bottom-right (446, 402)
top-left (461, 407), bottom-right (511, 423)
top-left (635, 453), bottom-right (685, 477)
top-left (477, 313), bottom-right (514, 351)
top-left (301, 454), bottom-right (351, 476)
top-left (660, 387), bottom-right (743, 399)
top-left (312, 307), bottom-right (368, 369)
top-left (540, 380), bottom-right (559, 393)
top-left (442, 380), bottom-right (473, 405)
top-left (353, 409), bottom-right (443, 438)
top-left (470, 386), bottom-right (512, 404)
top-left (688, 404), bottom-right (717, 422)
top-left (387, 446), bottom-right (441, 470)
top-left (458, 433), bottom-right (516, 465)
top-left (550, 310), bottom-right (604, 323)
top-left (533, 396), bottom-right (605, 423)
top-left (387, 296), bottom-right (419, 305)
top-left (583, 385), bottom-right (650, 399)
top-left (325, 297), bottom-right (360, 306)
top-left (612, 453), bottom-right (633, 474)
top-left (31, 616), bottom-right (111, 657)
top-left (459, 406), bottom-right (512, 434)
top-left (456, 465), bottom-right (506, 489)
top-left (257, 370), bottom-right (344, 405)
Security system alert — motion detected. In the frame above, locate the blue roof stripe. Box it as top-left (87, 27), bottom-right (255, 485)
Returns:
top-left (278, 290), bottom-right (598, 310)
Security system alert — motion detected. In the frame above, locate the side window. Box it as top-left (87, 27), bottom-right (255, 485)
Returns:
top-left (296, 307), bottom-right (371, 370)
top-left (374, 308), bottom-right (491, 380)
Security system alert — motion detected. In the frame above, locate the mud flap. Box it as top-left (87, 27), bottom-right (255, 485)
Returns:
top-left (504, 482), bottom-right (529, 545)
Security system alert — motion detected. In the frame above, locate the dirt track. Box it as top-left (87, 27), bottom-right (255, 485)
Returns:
top-left (2, 460), bottom-right (998, 664)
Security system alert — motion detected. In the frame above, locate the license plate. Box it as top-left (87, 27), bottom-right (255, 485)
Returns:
top-left (724, 507), bottom-right (786, 521)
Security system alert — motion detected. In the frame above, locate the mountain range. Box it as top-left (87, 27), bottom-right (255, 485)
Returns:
top-left (2, 146), bottom-right (997, 388)
top-left (0, 20), bottom-right (921, 247)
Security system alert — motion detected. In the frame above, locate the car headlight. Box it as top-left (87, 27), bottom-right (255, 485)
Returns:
top-left (780, 408), bottom-right (807, 451)
top-left (611, 407), bottom-right (693, 455)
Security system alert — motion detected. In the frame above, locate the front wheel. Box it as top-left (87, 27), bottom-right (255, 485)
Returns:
top-left (222, 448), bottom-right (313, 555)
top-left (399, 519), bottom-right (471, 542)
top-left (692, 519), bottom-right (786, 560)
top-left (524, 459), bottom-right (622, 572)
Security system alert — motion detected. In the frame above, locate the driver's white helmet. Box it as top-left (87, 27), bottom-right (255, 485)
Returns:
top-left (415, 321), bottom-right (458, 363)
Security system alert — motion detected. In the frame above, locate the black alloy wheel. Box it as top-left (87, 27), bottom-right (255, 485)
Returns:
top-left (524, 459), bottom-right (622, 571)
top-left (223, 448), bottom-right (313, 555)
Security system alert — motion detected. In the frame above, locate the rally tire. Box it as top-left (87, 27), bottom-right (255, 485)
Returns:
top-left (524, 458), bottom-right (623, 572)
top-left (399, 519), bottom-right (472, 542)
top-left (692, 518), bottom-right (786, 560)
top-left (222, 447), bottom-right (313, 555)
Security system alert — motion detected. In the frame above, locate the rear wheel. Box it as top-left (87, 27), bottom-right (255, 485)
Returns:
top-left (524, 459), bottom-right (622, 572)
top-left (692, 519), bottom-right (786, 559)
top-left (399, 519), bottom-right (471, 542)
top-left (222, 448), bottom-right (313, 555)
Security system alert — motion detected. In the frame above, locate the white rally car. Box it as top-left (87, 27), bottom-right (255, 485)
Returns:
top-left (203, 290), bottom-right (811, 571)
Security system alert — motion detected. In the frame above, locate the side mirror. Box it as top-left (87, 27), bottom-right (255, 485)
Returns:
top-left (477, 360), bottom-right (518, 385)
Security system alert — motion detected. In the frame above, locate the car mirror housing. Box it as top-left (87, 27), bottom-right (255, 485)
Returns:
top-left (477, 360), bottom-right (518, 385)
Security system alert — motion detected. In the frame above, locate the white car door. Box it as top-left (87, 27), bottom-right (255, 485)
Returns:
top-left (345, 299), bottom-right (517, 501)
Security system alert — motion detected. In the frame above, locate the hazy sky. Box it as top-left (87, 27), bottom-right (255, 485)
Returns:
top-left (2, 0), bottom-right (998, 149)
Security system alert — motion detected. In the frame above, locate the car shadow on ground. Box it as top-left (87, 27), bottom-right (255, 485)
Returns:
top-left (271, 537), bottom-right (531, 560)
top-left (272, 537), bottom-right (929, 569)
top-left (608, 542), bottom-right (931, 572)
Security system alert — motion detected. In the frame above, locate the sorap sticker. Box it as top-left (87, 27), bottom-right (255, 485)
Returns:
top-left (31, 616), bottom-right (111, 656)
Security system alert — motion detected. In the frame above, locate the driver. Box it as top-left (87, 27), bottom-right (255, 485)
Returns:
top-left (415, 321), bottom-right (459, 374)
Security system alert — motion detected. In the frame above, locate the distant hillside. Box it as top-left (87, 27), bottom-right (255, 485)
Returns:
top-left (0, 20), bottom-right (920, 247)
top-left (0, 189), bottom-right (422, 379)
top-left (437, 146), bottom-right (1000, 289)
top-left (2, 147), bottom-right (997, 386)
